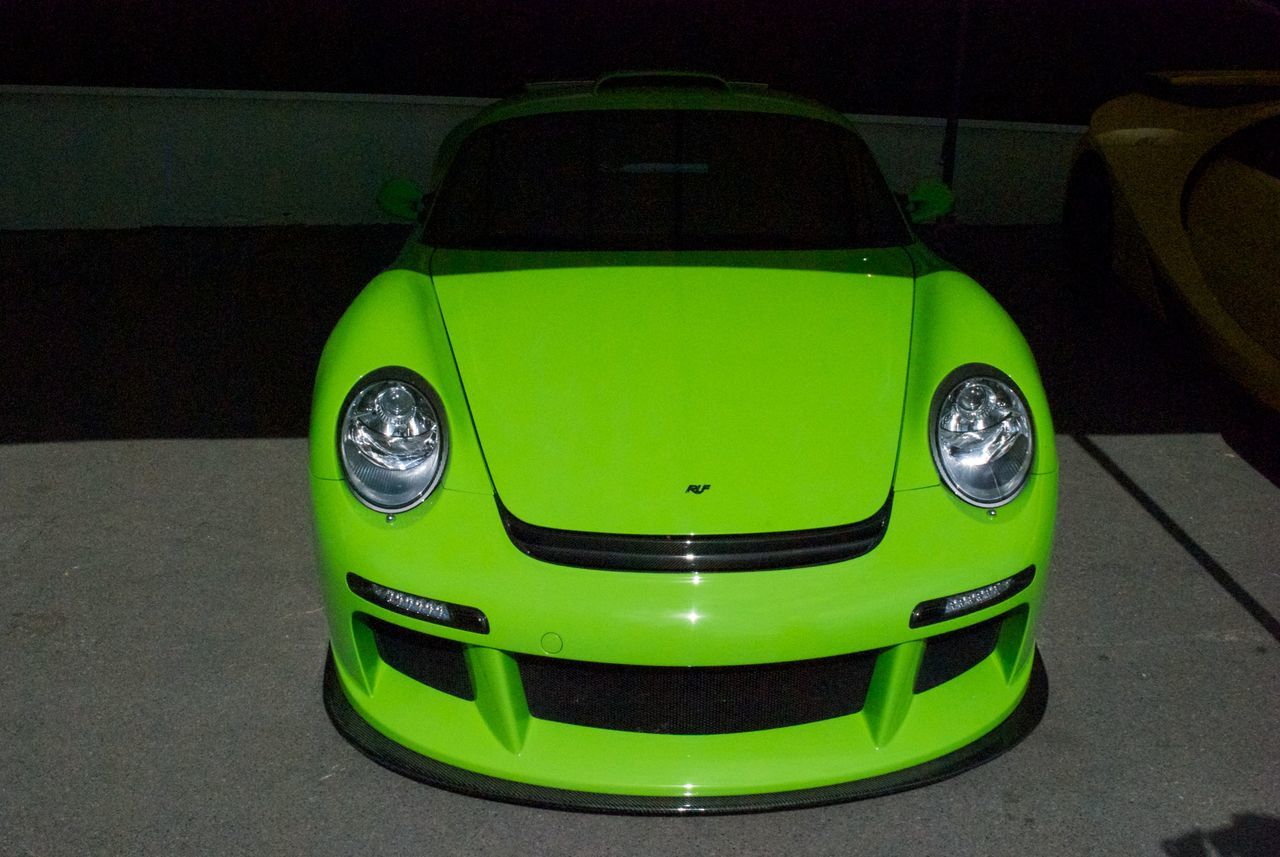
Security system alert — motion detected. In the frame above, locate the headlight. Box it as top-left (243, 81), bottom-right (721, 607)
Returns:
top-left (339, 370), bottom-right (447, 513)
top-left (930, 367), bottom-right (1033, 507)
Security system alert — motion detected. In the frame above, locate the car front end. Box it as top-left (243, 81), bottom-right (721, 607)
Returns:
top-left (311, 76), bottom-right (1058, 812)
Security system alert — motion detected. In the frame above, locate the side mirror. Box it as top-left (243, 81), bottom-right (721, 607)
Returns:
top-left (377, 178), bottom-right (427, 221)
top-left (906, 179), bottom-right (954, 225)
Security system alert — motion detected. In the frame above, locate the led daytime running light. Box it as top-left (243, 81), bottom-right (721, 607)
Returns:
top-left (348, 573), bottom-right (489, 634)
top-left (910, 567), bottom-right (1035, 628)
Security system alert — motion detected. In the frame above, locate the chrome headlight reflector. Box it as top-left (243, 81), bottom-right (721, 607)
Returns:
top-left (339, 371), bottom-right (447, 513)
top-left (931, 367), bottom-right (1034, 507)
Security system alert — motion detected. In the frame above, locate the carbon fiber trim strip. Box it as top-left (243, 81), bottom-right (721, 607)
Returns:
top-left (322, 648), bottom-right (1048, 815)
top-left (496, 494), bottom-right (892, 571)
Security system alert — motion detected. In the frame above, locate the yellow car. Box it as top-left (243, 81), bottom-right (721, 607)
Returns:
top-left (1065, 70), bottom-right (1280, 410)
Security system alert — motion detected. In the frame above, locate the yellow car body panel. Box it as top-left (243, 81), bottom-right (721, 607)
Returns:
top-left (1075, 70), bottom-right (1280, 408)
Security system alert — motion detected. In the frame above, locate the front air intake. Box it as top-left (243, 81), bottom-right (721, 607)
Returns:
top-left (516, 649), bottom-right (881, 734)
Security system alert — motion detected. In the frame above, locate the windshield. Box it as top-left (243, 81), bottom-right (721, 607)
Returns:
top-left (424, 109), bottom-right (910, 251)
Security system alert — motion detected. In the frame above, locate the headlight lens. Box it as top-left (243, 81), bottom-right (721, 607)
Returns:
top-left (932, 371), bottom-right (1033, 507)
top-left (339, 374), bottom-right (447, 512)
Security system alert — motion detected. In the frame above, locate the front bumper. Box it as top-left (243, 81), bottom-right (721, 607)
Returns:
top-left (313, 472), bottom-right (1056, 809)
top-left (323, 647), bottom-right (1047, 814)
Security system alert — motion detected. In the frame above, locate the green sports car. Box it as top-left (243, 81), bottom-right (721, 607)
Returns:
top-left (312, 72), bottom-right (1058, 813)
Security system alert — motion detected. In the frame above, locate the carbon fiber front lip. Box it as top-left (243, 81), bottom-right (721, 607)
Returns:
top-left (321, 648), bottom-right (1048, 815)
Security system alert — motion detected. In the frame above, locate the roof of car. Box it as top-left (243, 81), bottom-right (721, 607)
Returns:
top-left (495, 71), bottom-right (847, 121)
top-left (427, 71), bottom-right (856, 187)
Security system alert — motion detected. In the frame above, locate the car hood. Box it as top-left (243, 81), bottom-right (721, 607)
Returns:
top-left (430, 249), bottom-right (914, 534)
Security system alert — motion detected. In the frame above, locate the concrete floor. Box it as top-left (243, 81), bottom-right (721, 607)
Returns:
top-left (2, 225), bottom-right (1278, 854)
top-left (1, 436), bottom-right (1276, 856)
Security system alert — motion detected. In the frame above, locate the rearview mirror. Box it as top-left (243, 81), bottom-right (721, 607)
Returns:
top-left (906, 179), bottom-right (954, 225)
top-left (377, 178), bottom-right (427, 221)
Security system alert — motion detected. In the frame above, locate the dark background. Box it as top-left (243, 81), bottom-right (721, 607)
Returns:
top-left (4, 0), bottom-right (1280, 122)
top-left (1, 1), bottom-right (1277, 483)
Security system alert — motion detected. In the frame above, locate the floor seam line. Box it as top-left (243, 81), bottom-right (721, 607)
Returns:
top-left (1073, 433), bottom-right (1280, 644)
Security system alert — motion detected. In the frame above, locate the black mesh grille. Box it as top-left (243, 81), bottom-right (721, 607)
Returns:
top-left (915, 614), bottom-right (1004, 693)
top-left (364, 615), bottom-right (474, 700)
top-left (516, 650), bottom-right (881, 734)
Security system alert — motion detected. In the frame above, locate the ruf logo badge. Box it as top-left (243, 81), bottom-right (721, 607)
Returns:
top-left (685, 484), bottom-right (711, 495)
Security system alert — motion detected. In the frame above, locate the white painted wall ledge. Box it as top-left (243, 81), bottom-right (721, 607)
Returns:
top-left (1, 85), bottom-right (1085, 230)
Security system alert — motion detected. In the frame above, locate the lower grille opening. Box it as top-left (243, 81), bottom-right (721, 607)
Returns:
top-left (516, 650), bottom-right (881, 735)
top-left (914, 613), bottom-right (1005, 693)
top-left (362, 614), bottom-right (475, 701)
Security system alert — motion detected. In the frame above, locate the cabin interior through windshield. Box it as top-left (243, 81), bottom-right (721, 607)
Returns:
top-left (424, 109), bottom-right (909, 251)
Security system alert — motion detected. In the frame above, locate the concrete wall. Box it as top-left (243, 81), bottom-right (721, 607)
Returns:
top-left (1, 85), bottom-right (1084, 229)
